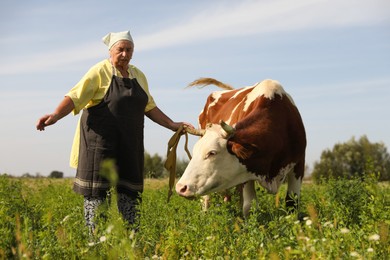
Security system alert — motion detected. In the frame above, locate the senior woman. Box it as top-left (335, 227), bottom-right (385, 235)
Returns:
top-left (36, 30), bottom-right (191, 232)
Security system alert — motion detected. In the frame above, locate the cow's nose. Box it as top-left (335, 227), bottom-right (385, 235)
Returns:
top-left (176, 183), bottom-right (191, 197)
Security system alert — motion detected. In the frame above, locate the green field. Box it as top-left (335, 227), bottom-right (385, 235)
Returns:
top-left (0, 176), bottom-right (388, 259)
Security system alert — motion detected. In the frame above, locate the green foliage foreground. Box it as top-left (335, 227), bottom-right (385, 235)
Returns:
top-left (0, 176), bottom-right (388, 259)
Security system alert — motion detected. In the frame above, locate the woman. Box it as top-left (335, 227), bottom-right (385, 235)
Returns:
top-left (36, 30), bottom-right (191, 232)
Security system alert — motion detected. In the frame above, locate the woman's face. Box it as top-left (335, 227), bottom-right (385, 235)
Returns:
top-left (109, 40), bottom-right (134, 68)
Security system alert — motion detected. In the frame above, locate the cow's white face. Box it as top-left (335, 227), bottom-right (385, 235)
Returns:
top-left (176, 124), bottom-right (254, 198)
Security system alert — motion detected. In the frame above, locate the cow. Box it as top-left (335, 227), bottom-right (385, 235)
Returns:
top-left (176, 78), bottom-right (306, 218)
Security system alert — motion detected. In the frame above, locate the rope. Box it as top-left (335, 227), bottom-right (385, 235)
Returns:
top-left (164, 125), bottom-right (192, 202)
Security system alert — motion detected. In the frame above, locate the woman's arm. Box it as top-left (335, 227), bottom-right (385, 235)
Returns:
top-left (145, 106), bottom-right (191, 131)
top-left (36, 96), bottom-right (75, 131)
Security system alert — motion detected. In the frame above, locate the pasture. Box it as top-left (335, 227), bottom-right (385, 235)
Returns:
top-left (0, 176), bottom-right (388, 259)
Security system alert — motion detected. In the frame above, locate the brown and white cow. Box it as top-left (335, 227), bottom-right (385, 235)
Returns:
top-left (176, 78), bottom-right (306, 217)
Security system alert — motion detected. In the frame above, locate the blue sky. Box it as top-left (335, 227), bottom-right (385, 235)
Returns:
top-left (1, 0), bottom-right (389, 177)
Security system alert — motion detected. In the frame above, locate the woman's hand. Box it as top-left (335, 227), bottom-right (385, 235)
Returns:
top-left (36, 114), bottom-right (59, 131)
top-left (35, 96), bottom-right (75, 131)
top-left (170, 122), bottom-right (194, 132)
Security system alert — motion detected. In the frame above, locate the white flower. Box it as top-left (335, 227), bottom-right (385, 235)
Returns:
top-left (306, 219), bottom-right (313, 226)
top-left (323, 221), bottom-right (332, 227)
top-left (129, 230), bottom-right (135, 240)
top-left (298, 236), bottom-right (310, 241)
top-left (368, 234), bottom-right (380, 241)
top-left (88, 242), bottom-right (95, 247)
top-left (106, 225), bottom-right (114, 233)
top-left (285, 246), bottom-right (291, 251)
top-left (350, 251), bottom-right (360, 257)
top-left (340, 228), bottom-right (350, 234)
top-left (100, 236), bottom-right (107, 242)
top-left (367, 248), bottom-right (374, 253)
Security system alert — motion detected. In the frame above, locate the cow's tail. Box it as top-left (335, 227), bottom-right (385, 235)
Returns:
top-left (186, 78), bottom-right (234, 90)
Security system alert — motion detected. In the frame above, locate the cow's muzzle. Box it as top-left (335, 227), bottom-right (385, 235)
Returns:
top-left (175, 182), bottom-right (196, 198)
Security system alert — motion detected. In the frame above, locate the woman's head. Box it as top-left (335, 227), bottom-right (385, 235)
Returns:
top-left (109, 40), bottom-right (134, 68)
top-left (102, 31), bottom-right (134, 68)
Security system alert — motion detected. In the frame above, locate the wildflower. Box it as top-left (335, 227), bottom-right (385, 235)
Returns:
top-left (106, 225), bottom-right (114, 233)
top-left (298, 236), bottom-right (310, 241)
top-left (340, 228), bottom-right (350, 234)
top-left (306, 219), bottom-right (312, 226)
top-left (350, 251), bottom-right (360, 257)
top-left (100, 236), bottom-right (107, 242)
top-left (285, 246), bottom-right (291, 251)
top-left (323, 221), bottom-right (332, 227)
top-left (88, 242), bottom-right (95, 247)
top-left (323, 221), bottom-right (334, 228)
top-left (129, 230), bottom-right (135, 240)
top-left (367, 248), bottom-right (374, 253)
top-left (368, 234), bottom-right (380, 241)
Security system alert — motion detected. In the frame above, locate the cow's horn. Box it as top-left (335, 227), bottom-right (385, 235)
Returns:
top-left (220, 120), bottom-right (235, 136)
top-left (184, 125), bottom-right (205, 136)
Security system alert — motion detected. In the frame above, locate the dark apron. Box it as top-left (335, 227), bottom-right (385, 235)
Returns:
top-left (73, 70), bottom-right (148, 198)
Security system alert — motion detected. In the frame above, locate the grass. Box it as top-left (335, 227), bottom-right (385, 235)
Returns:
top-left (0, 175), bottom-right (388, 259)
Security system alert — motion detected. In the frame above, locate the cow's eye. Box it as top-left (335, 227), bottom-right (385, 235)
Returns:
top-left (205, 150), bottom-right (217, 159)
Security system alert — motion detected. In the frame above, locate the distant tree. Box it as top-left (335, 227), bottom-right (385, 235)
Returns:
top-left (22, 173), bottom-right (34, 178)
top-left (49, 171), bottom-right (64, 178)
top-left (144, 152), bottom-right (164, 178)
top-left (312, 135), bottom-right (390, 182)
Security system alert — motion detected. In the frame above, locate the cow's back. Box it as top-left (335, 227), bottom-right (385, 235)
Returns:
top-left (198, 86), bottom-right (254, 128)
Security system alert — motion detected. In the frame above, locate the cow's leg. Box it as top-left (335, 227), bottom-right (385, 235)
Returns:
top-left (285, 165), bottom-right (303, 212)
top-left (242, 180), bottom-right (257, 218)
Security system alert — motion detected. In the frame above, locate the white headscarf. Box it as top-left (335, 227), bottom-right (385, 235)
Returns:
top-left (102, 31), bottom-right (133, 50)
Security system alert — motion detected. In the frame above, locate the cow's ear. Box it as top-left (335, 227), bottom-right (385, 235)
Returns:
top-left (230, 142), bottom-right (254, 160)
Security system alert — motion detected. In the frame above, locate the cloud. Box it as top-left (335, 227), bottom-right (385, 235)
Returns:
top-left (0, 0), bottom-right (388, 75)
top-left (0, 41), bottom-right (106, 75)
top-left (135, 0), bottom-right (389, 51)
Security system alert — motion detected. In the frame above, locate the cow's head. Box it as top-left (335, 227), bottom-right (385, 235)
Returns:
top-left (176, 122), bottom-right (255, 198)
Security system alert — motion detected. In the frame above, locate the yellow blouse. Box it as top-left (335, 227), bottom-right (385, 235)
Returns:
top-left (66, 59), bottom-right (157, 168)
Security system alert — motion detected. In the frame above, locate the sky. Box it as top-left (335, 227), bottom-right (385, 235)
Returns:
top-left (0, 0), bottom-right (389, 177)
